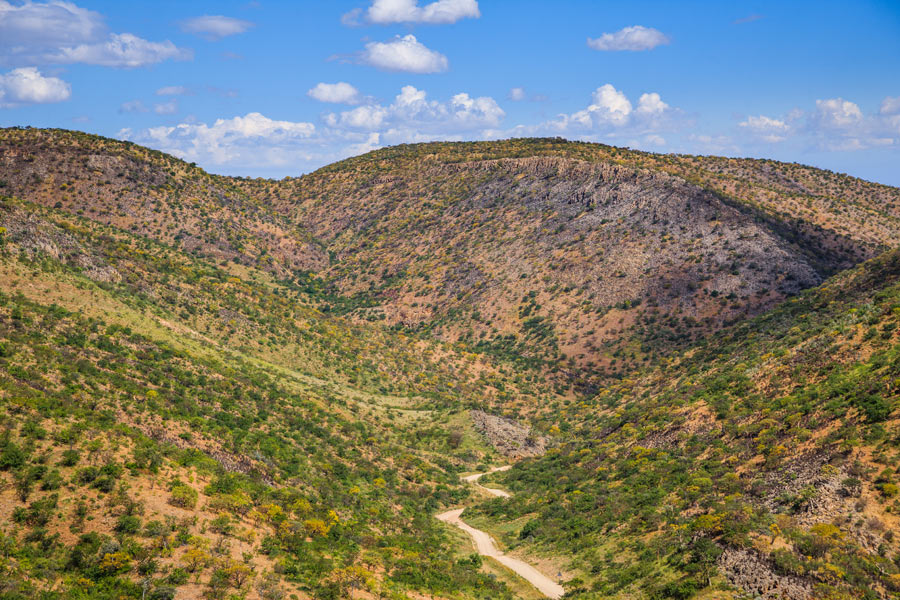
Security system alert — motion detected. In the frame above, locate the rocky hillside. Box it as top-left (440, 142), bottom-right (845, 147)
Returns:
top-left (240, 139), bottom-right (900, 376)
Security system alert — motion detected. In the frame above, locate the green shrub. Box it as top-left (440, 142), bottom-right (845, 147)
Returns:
top-left (168, 482), bottom-right (198, 509)
top-left (116, 515), bottom-right (141, 534)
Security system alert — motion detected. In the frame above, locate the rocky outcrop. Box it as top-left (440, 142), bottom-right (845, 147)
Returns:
top-left (0, 203), bottom-right (121, 284)
top-left (471, 410), bottom-right (547, 458)
top-left (718, 548), bottom-right (813, 600)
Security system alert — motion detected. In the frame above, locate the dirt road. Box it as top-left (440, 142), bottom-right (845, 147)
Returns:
top-left (437, 467), bottom-right (564, 599)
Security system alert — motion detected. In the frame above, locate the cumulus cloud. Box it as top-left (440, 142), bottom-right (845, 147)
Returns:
top-left (576, 84), bottom-right (633, 126)
top-left (121, 112), bottom-right (317, 169)
top-left (736, 97), bottom-right (900, 151)
top-left (636, 92), bottom-right (668, 115)
top-left (547, 84), bottom-right (634, 130)
top-left (880, 96), bottom-right (900, 116)
top-left (587, 26), bottom-right (669, 51)
top-left (180, 15), bottom-right (254, 40)
top-left (345, 0), bottom-right (480, 25)
top-left (0, 67), bottom-right (71, 107)
top-left (805, 97), bottom-right (897, 150)
top-left (360, 35), bottom-right (448, 73)
top-left (811, 98), bottom-right (863, 130)
top-left (122, 86), bottom-right (504, 173)
top-left (0, 1), bottom-right (190, 68)
top-left (513, 84), bottom-right (682, 142)
top-left (53, 33), bottom-right (190, 67)
top-left (0, 0), bottom-right (104, 50)
top-left (324, 85), bottom-right (504, 134)
top-left (739, 115), bottom-right (790, 142)
top-left (307, 82), bottom-right (361, 104)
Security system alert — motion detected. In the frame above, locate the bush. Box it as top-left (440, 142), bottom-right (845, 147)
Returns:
top-left (169, 482), bottom-right (198, 509)
top-left (166, 568), bottom-right (189, 585)
top-left (0, 442), bottom-right (27, 470)
top-left (59, 449), bottom-right (80, 467)
top-left (116, 514), bottom-right (141, 534)
top-left (77, 466), bottom-right (99, 484)
top-left (655, 578), bottom-right (701, 600)
top-left (854, 394), bottom-right (891, 423)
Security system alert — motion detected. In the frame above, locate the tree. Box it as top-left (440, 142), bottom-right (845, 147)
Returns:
top-left (181, 547), bottom-right (210, 573)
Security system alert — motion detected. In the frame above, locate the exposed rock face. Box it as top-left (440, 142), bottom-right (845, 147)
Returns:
top-left (718, 548), bottom-right (813, 600)
top-left (471, 410), bottom-right (547, 458)
top-left (0, 203), bottom-right (121, 284)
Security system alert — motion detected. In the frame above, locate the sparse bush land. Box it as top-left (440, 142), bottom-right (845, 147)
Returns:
top-left (0, 128), bottom-right (898, 599)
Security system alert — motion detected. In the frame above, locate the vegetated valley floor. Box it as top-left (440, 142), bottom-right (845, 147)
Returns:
top-left (0, 127), bottom-right (899, 600)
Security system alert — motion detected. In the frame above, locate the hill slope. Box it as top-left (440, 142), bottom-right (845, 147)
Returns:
top-left (477, 248), bottom-right (900, 598)
top-left (243, 138), bottom-right (900, 376)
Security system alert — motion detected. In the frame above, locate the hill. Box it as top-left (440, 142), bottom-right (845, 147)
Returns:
top-left (473, 248), bottom-right (900, 599)
top-left (0, 127), bottom-right (899, 600)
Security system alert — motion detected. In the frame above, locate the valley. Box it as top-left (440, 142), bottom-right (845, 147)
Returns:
top-left (0, 128), bottom-right (898, 600)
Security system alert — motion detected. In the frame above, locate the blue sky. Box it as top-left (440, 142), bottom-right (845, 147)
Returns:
top-left (1, 0), bottom-right (899, 184)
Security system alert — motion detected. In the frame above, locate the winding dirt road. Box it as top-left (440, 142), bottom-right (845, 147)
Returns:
top-left (437, 467), bottom-right (564, 599)
top-left (461, 465), bottom-right (512, 497)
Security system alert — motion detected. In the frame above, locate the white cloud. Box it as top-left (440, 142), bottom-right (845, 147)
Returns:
top-left (180, 15), bottom-right (254, 40)
top-left (508, 87), bottom-right (526, 101)
top-left (739, 115), bottom-right (790, 142)
top-left (156, 85), bottom-right (189, 96)
top-left (0, 67), bottom-right (70, 107)
top-left (122, 86), bottom-right (503, 173)
top-left (0, 0), bottom-right (104, 51)
top-left (348, 0), bottom-right (480, 25)
top-left (739, 97), bottom-right (900, 151)
top-left (553, 84), bottom-right (633, 130)
top-left (324, 85), bottom-right (504, 134)
top-left (804, 97), bottom-right (899, 150)
top-left (328, 104), bottom-right (389, 129)
top-left (360, 34), bottom-right (448, 73)
top-left (122, 112), bottom-right (317, 169)
top-left (880, 97), bottom-right (900, 138)
top-left (583, 84), bottom-right (632, 124)
top-left (308, 82), bottom-right (361, 104)
top-left (154, 100), bottom-right (177, 115)
top-left (0, 1), bottom-right (190, 68)
top-left (519, 84), bottom-right (681, 141)
top-left (587, 26), bottom-right (669, 51)
top-left (812, 98), bottom-right (863, 129)
top-left (53, 33), bottom-right (191, 67)
top-left (636, 92), bottom-right (668, 115)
